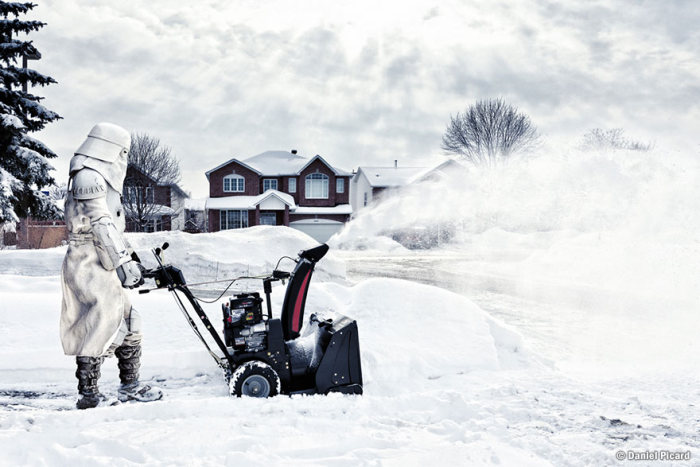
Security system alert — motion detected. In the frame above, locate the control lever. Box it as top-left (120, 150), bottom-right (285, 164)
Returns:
top-left (272, 270), bottom-right (291, 280)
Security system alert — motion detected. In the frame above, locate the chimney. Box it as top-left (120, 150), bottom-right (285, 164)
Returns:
top-left (291, 149), bottom-right (298, 155)
top-left (394, 160), bottom-right (398, 168)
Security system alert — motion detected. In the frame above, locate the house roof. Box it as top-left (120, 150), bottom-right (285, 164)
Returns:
top-left (356, 166), bottom-right (427, 188)
top-left (292, 204), bottom-right (353, 215)
top-left (255, 189), bottom-right (295, 207)
top-left (295, 154), bottom-right (351, 176)
top-left (205, 150), bottom-right (350, 179)
top-left (205, 157), bottom-right (261, 178)
top-left (407, 159), bottom-right (465, 184)
top-left (168, 183), bottom-right (189, 198)
top-left (205, 190), bottom-right (296, 211)
top-left (125, 165), bottom-right (189, 197)
top-left (244, 151), bottom-right (308, 175)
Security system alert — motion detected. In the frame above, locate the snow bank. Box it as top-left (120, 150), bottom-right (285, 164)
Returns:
top-left (0, 226), bottom-right (346, 282)
top-left (301, 278), bottom-right (529, 394)
top-left (127, 226), bottom-right (346, 284)
top-left (0, 254), bottom-right (531, 464)
top-left (0, 272), bottom-right (528, 391)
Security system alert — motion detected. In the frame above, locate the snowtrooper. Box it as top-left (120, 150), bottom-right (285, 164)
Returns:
top-left (60, 122), bottom-right (162, 409)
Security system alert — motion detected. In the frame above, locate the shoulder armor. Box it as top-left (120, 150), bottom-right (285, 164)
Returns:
top-left (71, 168), bottom-right (108, 200)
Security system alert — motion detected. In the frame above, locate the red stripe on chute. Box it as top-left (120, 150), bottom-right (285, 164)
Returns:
top-left (292, 270), bottom-right (311, 333)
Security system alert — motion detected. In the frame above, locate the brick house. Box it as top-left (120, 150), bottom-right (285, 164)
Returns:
top-left (123, 166), bottom-right (189, 232)
top-left (205, 150), bottom-right (352, 241)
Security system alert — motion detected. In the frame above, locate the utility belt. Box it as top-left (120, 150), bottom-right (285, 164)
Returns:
top-left (68, 228), bottom-right (128, 271)
top-left (68, 233), bottom-right (94, 245)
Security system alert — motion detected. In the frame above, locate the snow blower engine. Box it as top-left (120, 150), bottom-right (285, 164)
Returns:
top-left (223, 293), bottom-right (267, 352)
top-left (140, 243), bottom-right (363, 398)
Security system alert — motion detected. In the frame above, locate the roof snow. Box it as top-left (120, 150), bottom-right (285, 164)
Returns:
top-left (406, 160), bottom-right (466, 184)
top-left (184, 197), bottom-right (207, 211)
top-left (206, 151), bottom-right (351, 178)
top-left (206, 189), bottom-right (296, 210)
top-left (205, 191), bottom-right (351, 214)
top-left (243, 151), bottom-right (308, 175)
top-left (358, 167), bottom-right (427, 188)
top-left (293, 204), bottom-right (353, 215)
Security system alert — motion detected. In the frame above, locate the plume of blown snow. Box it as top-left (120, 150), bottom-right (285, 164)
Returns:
top-left (332, 147), bottom-right (700, 377)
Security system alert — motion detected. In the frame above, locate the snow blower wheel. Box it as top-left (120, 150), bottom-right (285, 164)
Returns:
top-left (229, 361), bottom-right (281, 398)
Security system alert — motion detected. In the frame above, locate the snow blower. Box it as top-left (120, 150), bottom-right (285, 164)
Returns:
top-left (139, 243), bottom-right (363, 397)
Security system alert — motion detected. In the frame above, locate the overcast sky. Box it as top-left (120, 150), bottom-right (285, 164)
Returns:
top-left (25, 0), bottom-right (700, 197)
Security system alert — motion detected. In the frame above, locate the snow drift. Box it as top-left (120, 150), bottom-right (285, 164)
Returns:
top-left (0, 226), bottom-right (346, 283)
top-left (0, 264), bottom-right (528, 394)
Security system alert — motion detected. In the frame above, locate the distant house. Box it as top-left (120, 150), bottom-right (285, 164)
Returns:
top-left (123, 166), bottom-right (189, 232)
top-left (350, 161), bottom-right (426, 212)
top-left (205, 150), bottom-right (352, 242)
top-left (351, 160), bottom-right (466, 213)
top-left (405, 159), bottom-right (465, 185)
top-left (183, 197), bottom-right (207, 233)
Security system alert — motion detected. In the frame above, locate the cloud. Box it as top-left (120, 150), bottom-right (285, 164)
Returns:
top-left (22, 0), bottom-right (700, 197)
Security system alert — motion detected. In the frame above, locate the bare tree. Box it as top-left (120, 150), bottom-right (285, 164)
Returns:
top-left (441, 98), bottom-right (539, 164)
top-left (123, 133), bottom-right (181, 232)
top-left (580, 128), bottom-right (653, 152)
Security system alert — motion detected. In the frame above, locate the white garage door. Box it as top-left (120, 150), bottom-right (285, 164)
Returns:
top-left (290, 219), bottom-right (344, 243)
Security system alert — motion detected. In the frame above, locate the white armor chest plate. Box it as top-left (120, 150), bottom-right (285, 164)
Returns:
top-left (65, 182), bottom-right (125, 234)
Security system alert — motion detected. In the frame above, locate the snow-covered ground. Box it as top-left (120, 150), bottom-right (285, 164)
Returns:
top-left (0, 227), bottom-right (530, 465)
top-left (2, 147), bottom-right (699, 465)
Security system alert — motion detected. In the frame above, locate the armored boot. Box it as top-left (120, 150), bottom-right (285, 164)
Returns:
top-left (115, 343), bottom-right (163, 403)
top-left (76, 356), bottom-right (106, 409)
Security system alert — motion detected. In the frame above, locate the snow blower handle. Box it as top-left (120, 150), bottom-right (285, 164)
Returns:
top-left (272, 270), bottom-right (291, 280)
top-left (138, 242), bottom-right (172, 294)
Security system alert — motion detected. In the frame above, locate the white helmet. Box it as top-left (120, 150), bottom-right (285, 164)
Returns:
top-left (75, 122), bottom-right (130, 162)
top-left (70, 122), bottom-right (131, 194)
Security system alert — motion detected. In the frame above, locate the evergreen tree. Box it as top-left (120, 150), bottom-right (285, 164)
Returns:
top-left (0, 1), bottom-right (61, 222)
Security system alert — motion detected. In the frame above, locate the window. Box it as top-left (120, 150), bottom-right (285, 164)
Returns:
top-left (220, 210), bottom-right (249, 229)
top-left (305, 173), bottom-right (329, 199)
top-left (144, 219), bottom-right (163, 233)
top-left (124, 186), bottom-right (153, 203)
top-left (223, 174), bottom-right (245, 193)
top-left (363, 192), bottom-right (368, 206)
top-left (263, 179), bottom-right (278, 191)
top-left (125, 186), bottom-right (137, 203)
top-left (288, 178), bottom-right (296, 193)
top-left (260, 212), bottom-right (277, 225)
top-left (336, 178), bottom-right (345, 193)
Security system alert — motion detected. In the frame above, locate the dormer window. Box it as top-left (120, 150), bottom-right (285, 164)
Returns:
top-left (305, 173), bottom-right (329, 199)
top-left (263, 179), bottom-right (278, 191)
top-left (223, 174), bottom-right (244, 193)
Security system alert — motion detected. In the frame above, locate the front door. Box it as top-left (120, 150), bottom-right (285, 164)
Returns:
top-left (260, 212), bottom-right (277, 225)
